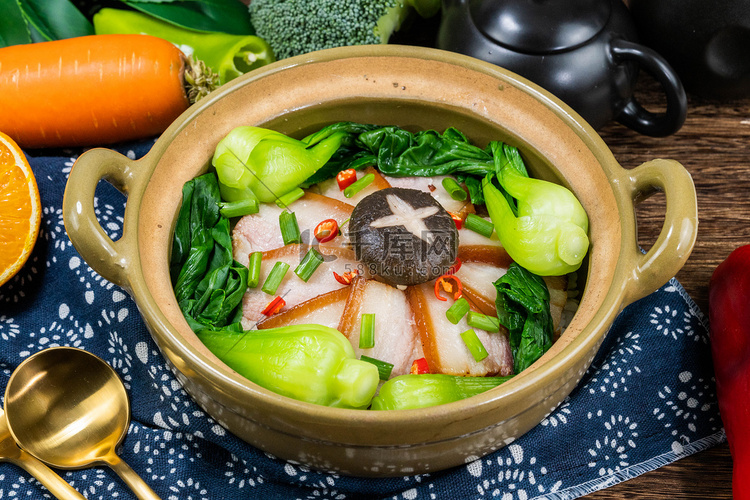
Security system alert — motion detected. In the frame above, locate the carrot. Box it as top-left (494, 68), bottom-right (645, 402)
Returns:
top-left (0, 34), bottom-right (217, 149)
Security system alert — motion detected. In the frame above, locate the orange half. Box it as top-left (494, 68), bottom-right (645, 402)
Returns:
top-left (0, 131), bottom-right (41, 287)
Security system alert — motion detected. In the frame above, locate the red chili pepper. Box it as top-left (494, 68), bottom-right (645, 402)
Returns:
top-left (314, 218), bottom-right (339, 243)
top-left (336, 169), bottom-right (357, 190)
top-left (410, 357), bottom-right (430, 374)
top-left (333, 269), bottom-right (359, 285)
top-left (447, 258), bottom-right (462, 275)
top-left (434, 274), bottom-right (462, 301)
top-left (448, 211), bottom-right (464, 230)
top-left (709, 244), bottom-right (750, 499)
top-left (261, 296), bottom-right (286, 316)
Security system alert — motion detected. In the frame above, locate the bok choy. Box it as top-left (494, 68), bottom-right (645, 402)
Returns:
top-left (198, 324), bottom-right (380, 409)
top-left (171, 173), bottom-right (248, 332)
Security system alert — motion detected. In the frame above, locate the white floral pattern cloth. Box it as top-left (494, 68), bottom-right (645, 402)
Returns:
top-left (0, 140), bottom-right (724, 500)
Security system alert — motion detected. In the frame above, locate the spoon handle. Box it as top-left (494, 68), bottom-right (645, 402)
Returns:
top-left (12, 451), bottom-right (86, 500)
top-left (108, 456), bottom-right (162, 500)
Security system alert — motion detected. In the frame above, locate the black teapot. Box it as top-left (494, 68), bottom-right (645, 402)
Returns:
top-left (436, 0), bottom-right (688, 136)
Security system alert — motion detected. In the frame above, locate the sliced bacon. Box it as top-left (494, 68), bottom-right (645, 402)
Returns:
top-left (310, 166), bottom-right (390, 205)
top-left (337, 278), bottom-right (422, 376)
top-left (406, 283), bottom-right (513, 377)
top-left (458, 244), bottom-right (513, 268)
top-left (257, 287), bottom-right (350, 330)
top-left (457, 220), bottom-right (504, 248)
top-left (383, 174), bottom-right (475, 216)
top-left (456, 261), bottom-right (568, 333)
top-left (232, 192), bottom-right (353, 264)
top-left (240, 245), bottom-right (364, 328)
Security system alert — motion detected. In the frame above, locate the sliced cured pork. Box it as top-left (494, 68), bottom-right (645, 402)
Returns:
top-left (257, 287), bottom-right (350, 330)
top-left (232, 192), bottom-right (353, 264)
top-left (383, 174), bottom-right (474, 216)
top-left (310, 166), bottom-right (391, 205)
top-left (240, 245), bottom-right (364, 328)
top-left (337, 278), bottom-right (422, 376)
top-left (407, 282), bottom-right (514, 377)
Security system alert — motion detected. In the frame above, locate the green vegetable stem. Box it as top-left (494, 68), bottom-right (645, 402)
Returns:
top-left (93, 7), bottom-right (275, 84)
top-left (198, 324), bottom-right (380, 409)
top-left (212, 126), bottom-right (349, 203)
top-left (483, 142), bottom-right (590, 276)
top-left (371, 374), bottom-right (512, 410)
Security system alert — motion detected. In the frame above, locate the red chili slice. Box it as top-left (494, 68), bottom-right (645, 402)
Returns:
top-left (448, 211), bottom-right (464, 230)
top-left (314, 219), bottom-right (339, 243)
top-left (336, 169), bottom-right (357, 190)
top-left (333, 269), bottom-right (359, 285)
top-left (410, 357), bottom-right (430, 374)
top-left (434, 274), bottom-right (463, 301)
top-left (261, 296), bottom-right (286, 316)
top-left (447, 258), bottom-right (462, 275)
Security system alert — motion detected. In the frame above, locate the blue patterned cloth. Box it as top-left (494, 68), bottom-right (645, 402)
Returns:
top-left (1, 139), bottom-right (724, 500)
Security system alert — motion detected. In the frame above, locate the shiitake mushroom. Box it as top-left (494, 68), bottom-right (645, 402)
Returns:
top-left (349, 187), bottom-right (459, 286)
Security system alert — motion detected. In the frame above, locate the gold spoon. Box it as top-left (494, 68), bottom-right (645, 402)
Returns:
top-left (4, 347), bottom-right (161, 500)
top-left (0, 407), bottom-right (86, 499)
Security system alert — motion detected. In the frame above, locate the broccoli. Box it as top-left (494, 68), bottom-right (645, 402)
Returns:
top-left (248, 0), bottom-right (440, 60)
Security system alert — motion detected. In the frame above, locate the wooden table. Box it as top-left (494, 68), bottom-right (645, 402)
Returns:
top-left (587, 77), bottom-right (748, 498)
top-left (396, 11), bottom-right (744, 493)
top-left (396, 9), bottom-right (747, 494)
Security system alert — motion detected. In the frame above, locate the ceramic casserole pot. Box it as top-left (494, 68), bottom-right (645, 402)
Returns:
top-left (62, 45), bottom-right (697, 476)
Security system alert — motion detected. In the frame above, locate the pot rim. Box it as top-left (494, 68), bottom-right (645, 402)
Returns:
top-left (134, 45), bottom-right (629, 423)
top-left (64, 45), bottom-right (696, 443)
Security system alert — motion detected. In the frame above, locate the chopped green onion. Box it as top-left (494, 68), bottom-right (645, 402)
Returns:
top-left (247, 252), bottom-right (262, 288)
top-left (442, 177), bottom-right (467, 201)
top-left (464, 213), bottom-right (495, 238)
top-left (359, 313), bottom-right (375, 349)
top-left (275, 187), bottom-right (305, 208)
top-left (343, 173), bottom-right (374, 198)
top-left (446, 297), bottom-right (470, 324)
top-left (219, 198), bottom-right (259, 218)
top-left (461, 329), bottom-right (489, 362)
top-left (467, 311), bottom-right (501, 332)
top-left (294, 248), bottom-right (324, 282)
top-left (261, 261), bottom-right (290, 295)
top-left (279, 210), bottom-right (301, 245)
top-left (361, 355), bottom-right (393, 380)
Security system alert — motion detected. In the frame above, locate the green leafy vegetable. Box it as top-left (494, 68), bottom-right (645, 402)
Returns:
top-left (212, 126), bottom-right (350, 203)
top-left (494, 263), bottom-right (554, 374)
top-left (483, 142), bottom-right (589, 276)
top-left (170, 173), bottom-right (248, 332)
top-left (123, 0), bottom-right (255, 35)
top-left (0, 0), bottom-right (32, 47)
top-left (248, 0), bottom-right (440, 60)
top-left (93, 7), bottom-right (273, 84)
top-left (371, 374), bottom-right (512, 410)
top-left (197, 324), bottom-right (380, 409)
top-left (0, 0), bottom-right (93, 48)
top-left (299, 122), bottom-right (496, 201)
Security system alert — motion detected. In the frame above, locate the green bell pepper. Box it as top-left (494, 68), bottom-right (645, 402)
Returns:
top-left (198, 324), bottom-right (380, 409)
top-left (371, 374), bottom-right (512, 410)
top-left (93, 8), bottom-right (274, 84)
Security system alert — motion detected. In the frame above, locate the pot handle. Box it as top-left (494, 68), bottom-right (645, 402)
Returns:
top-left (610, 39), bottom-right (688, 137)
top-left (63, 148), bottom-right (146, 290)
top-left (618, 158), bottom-right (698, 304)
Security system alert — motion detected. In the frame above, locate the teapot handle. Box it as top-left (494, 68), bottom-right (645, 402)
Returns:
top-left (610, 38), bottom-right (687, 137)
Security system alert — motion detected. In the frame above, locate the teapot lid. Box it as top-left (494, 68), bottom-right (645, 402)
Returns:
top-left (470, 0), bottom-right (612, 54)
